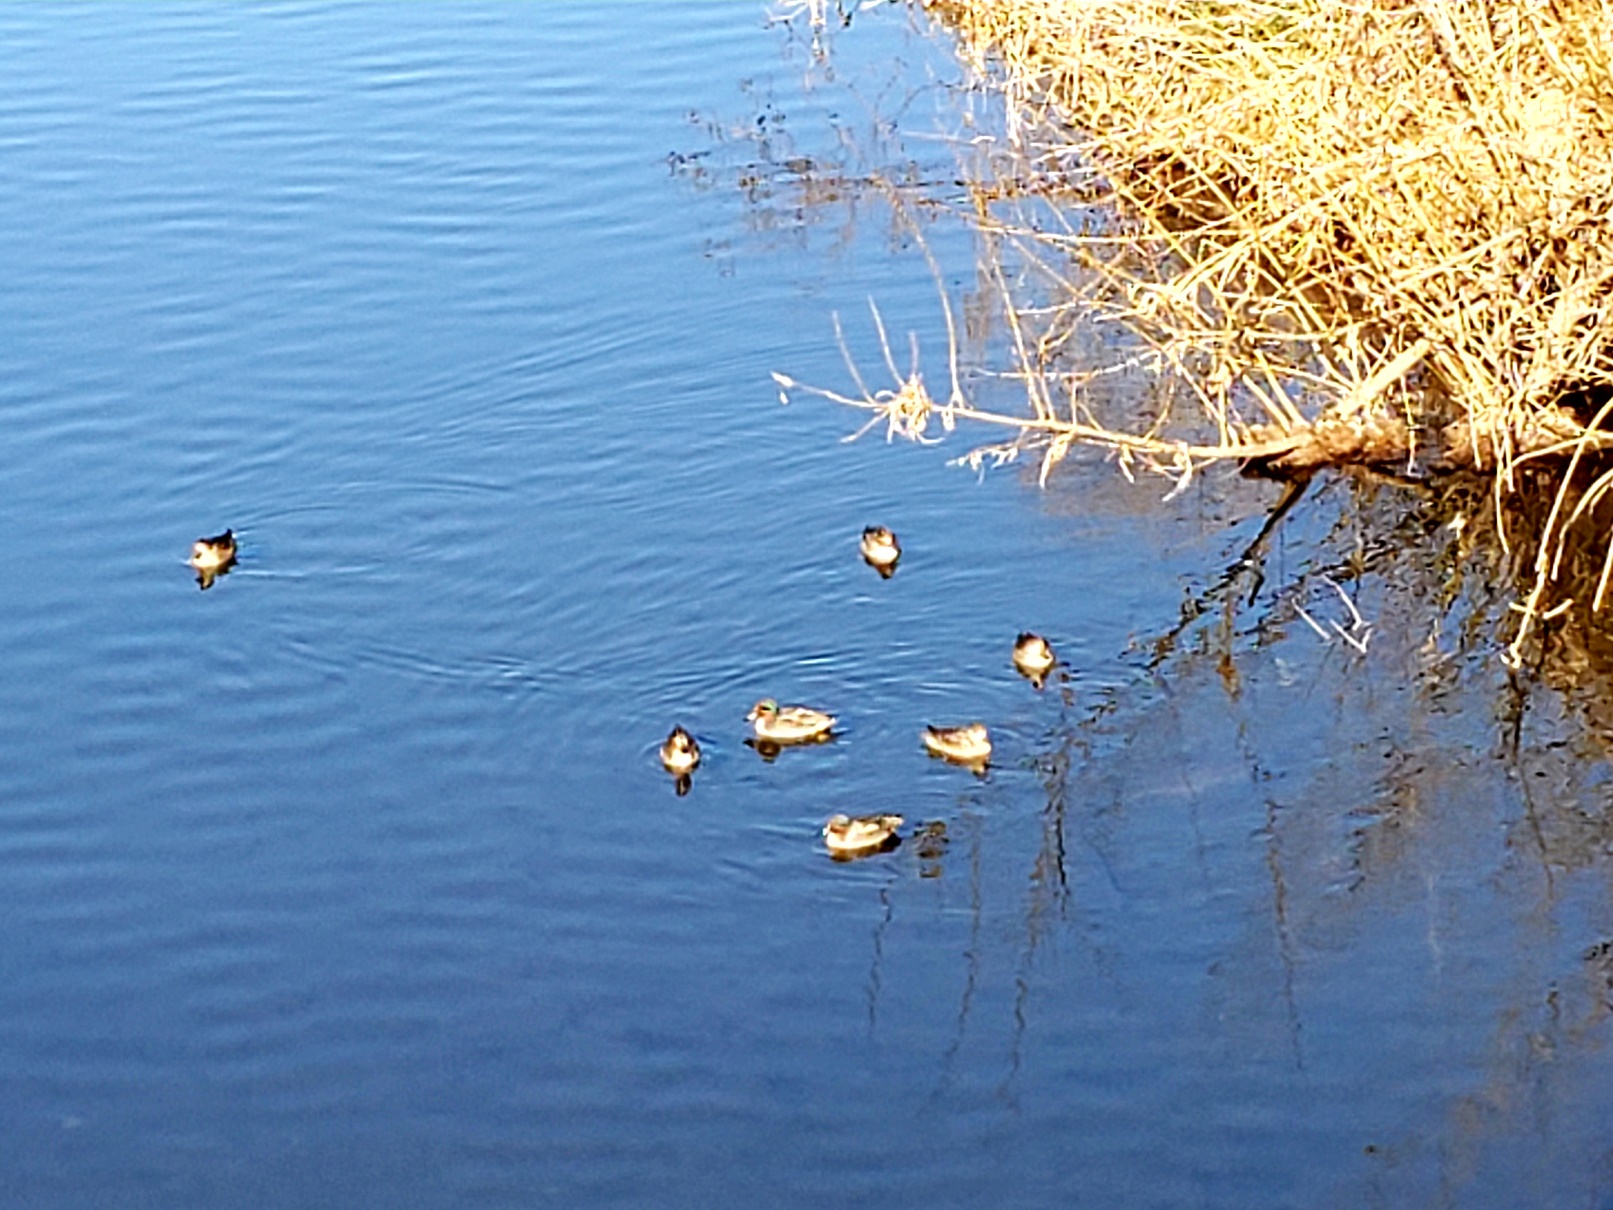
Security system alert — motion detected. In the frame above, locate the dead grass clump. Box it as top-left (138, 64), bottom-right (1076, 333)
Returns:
top-left (910, 0), bottom-right (1613, 658)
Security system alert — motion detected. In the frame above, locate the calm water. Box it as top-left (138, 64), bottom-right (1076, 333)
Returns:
top-left (5, 4), bottom-right (1613, 1207)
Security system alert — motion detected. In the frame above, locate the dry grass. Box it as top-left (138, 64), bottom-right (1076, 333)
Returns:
top-left (883, 0), bottom-right (1613, 660)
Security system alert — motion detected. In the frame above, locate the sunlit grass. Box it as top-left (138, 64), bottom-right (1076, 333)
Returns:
top-left (886, 0), bottom-right (1613, 660)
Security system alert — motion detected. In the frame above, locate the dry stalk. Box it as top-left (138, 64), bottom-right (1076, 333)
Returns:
top-left (868, 0), bottom-right (1613, 658)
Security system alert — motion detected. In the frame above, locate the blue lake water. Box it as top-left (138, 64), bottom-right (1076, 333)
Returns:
top-left (6, 3), bottom-right (1613, 1207)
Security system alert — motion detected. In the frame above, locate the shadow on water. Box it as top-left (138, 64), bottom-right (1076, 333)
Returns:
top-left (691, 7), bottom-right (1613, 1200)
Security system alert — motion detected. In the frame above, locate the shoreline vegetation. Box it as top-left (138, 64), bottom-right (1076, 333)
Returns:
top-left (784, 0), bottom-right (1613, 662)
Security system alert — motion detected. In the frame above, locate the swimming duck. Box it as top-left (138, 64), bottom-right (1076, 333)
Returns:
top-left (922, 722), bottom-right (992, 766)
top-left (659, 725), bottom-right (701, 775)
top-left (189, 529), bottom-right (237, 588)
top-left (1013, 632), bottom-right (1056, 687)
top-left (747, 698), bottom-right (837, 743)
top-left (913, 820), bottom-right (949, 876)
top-left (859, 526), bottom-right (901, 577)
top-left (822, 813), bottom-right (903, 857)
top-left (189, 529), bottom-right (237, 573)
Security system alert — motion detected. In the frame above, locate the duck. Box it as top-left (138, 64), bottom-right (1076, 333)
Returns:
top-left (1013, 632), bottom-right (1056, 687)
top-left (913, 820), bottom-right (949, 868)
top-left (822, 813), bottom-right (903, 857)
top-left (189, 529), bottom-right (237, 573)
top-left (659, 725), bottom-right (701, 776)
top-left (859, 525), bottom-right (901, 576)
top-left (747, 699), bottom-right (837, 743)
top-left (922, 722), bottom-right (992, 766)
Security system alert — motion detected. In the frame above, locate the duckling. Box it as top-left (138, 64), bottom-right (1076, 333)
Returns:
top-left (922, 722), bottom-right (992, 766)
top-left (1013, 631), bottom-right (1056, 687)
top-left (822, 813), bottom-right (903, 858)
top-left (189, 529), bottom-right (237, 573)
top-left (859, 525), bottom-right (901, 577)
top-left (747, 699), bottom-right (837, 743)
top-left (659, 725), bottom-right (701, 776)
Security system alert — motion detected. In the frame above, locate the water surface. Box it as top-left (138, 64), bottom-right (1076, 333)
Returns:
top-left (4, 4), bottom-right (1613, 1208)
